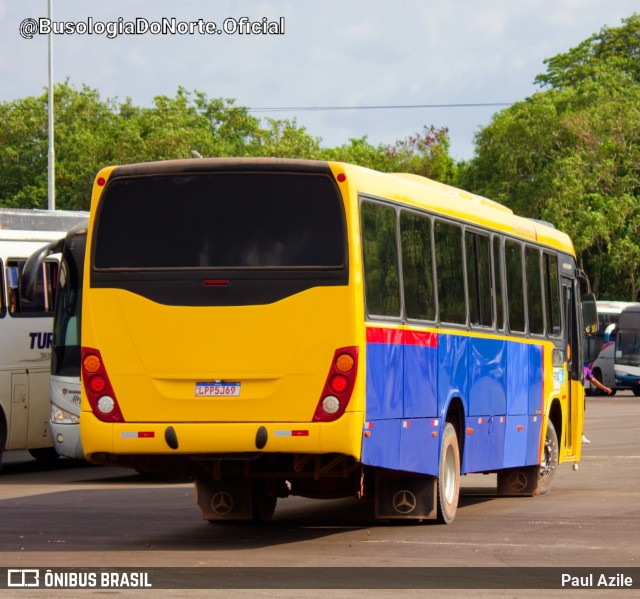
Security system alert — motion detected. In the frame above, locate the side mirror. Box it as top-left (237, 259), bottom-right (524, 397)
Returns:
top-left (20, 238), bottom-right (63, 303)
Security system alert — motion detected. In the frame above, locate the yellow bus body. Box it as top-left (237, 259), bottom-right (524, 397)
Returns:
top-left (80, 158), bottom-right (585, 521)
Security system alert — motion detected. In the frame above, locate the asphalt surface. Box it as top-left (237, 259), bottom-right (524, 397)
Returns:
top-left (1, 394), bottom-right (639, 598)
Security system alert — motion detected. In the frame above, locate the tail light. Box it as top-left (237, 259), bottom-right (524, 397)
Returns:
top-left (313, 347), bottom-right (358, 422)
top-left (81, 347), bottom-right (124, 422)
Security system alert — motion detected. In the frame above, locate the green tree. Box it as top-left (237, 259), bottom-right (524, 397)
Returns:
top-left (384, 125), bottom-right (457, 184)
top-left (0, 84), bottom-right (262, 210)
top-left (0, 94), bottom-right (50, 208)
top-left (249, 118), bottom-right (320, 158)
top-left (321, 126), bottom-right (457, 183)
top-left (535, 14), bottom-right (640, 89)
top-left (320, 136), bottom-right (391, 171)
top-left (460, 14), bottom-right (640, 300)
top-left (0, 83), bottom-right (458, 213)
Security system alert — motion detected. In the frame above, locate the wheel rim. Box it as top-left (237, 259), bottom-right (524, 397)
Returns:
top-left (540, 430), bottom-right (557, 480)
top-left (443, 445), bottom-right (456, 503)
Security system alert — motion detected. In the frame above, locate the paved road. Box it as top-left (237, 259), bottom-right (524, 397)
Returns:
top-left (1, 395), bottom-right (639, 598)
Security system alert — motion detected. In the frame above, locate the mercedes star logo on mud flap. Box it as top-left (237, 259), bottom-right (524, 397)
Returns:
top-left (507, 471), bottom-right (529, 492)
top-left (211, 491), bottom-right (234, 516)
top-left (392, 490), bottom-right (417, 514)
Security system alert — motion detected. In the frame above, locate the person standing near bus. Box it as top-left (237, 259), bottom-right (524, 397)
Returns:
top-left (582, 363), bottom-right (612, 443)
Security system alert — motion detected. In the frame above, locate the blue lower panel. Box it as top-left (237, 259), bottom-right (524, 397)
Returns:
top-left (507, 343), bottom-right (529, 415)
top-left (361, 419), bottom-right (401, 471)
top-left (399, 419), bottom-right (440, 476)
top-left (365, 343), bottom-right (403, 420)
top-left (528, 345), bottom-right (544, 415)
top-left (503, 415), bottom-right (528, 468)
top-left (463, 416), bottom-right (505, 473)
top-left (403, 345), bottom-right (438, 418)
top-left (468, 338), bottom-right (507, 416)
top-left (437, 334), bottom-right (468, 415)
top-left (526, 416), bottom-right (543, 466)
top-left (364, 329), bottom-right (545, 475)
top-left (361, 418), bottom-right (440, 476)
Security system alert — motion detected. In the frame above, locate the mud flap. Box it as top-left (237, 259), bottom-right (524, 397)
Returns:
top-left (195, 476), bottom-right (253, 521)
top-left (496, 465), bottom-right (540, 497)
top-left (374, 470), bottom-right (437, 520)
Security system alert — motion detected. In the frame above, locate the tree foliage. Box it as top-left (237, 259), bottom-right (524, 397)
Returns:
top-left (460, 14), bottom-right (640, 300)
top-left (0, 82), bottom-right (455, 212)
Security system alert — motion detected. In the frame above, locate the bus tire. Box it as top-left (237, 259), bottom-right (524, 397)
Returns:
top-left (538, 420), bottom-right (558, 496)
top-left (28, 447), bottom-right (59, 463)
top-left (592, 369), bottom-right (605, 396)
top-left (252, 480), bottom-right (277, 522)
top-left (436, 422), bottom-right (460, 524)
top-left (0, 416), bottom-right (6, 472)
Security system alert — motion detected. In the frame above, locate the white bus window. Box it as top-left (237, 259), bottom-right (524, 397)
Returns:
top-left (6, 259), bottom-right (58, 317)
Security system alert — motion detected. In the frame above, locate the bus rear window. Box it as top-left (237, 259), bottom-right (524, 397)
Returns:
top-left (93, 173), bottom-right (345, 270)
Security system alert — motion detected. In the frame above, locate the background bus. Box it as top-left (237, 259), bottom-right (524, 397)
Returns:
top-left (22, 223), bottom-right (87, 459)
top-left (613, 305), bottom-right (640, 396)
top-left (80, 158), bottom-right (596, 524)
top-left (584, 301), bottom-right (638, 395)
top-left (0, 208), bottom-right (87, 468)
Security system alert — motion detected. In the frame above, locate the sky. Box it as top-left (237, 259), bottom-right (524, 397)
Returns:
top-left (0, 0), bottom-right (638, 161)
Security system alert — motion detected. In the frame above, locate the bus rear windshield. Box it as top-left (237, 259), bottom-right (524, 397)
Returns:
top-left (93, 173), bottom-right (346, 270)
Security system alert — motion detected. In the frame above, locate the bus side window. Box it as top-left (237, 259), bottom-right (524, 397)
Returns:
top-left (435, 219), bottom-right (466, 325)
top-left (505, 239), bottom-right (525, 334)
top-left (525, 246), bottom-right (544, 335)
top-left (6, 263), bottom-right (21, 315)
top-left (543, 253), bottom-right (562, 337)
top-left (361, 200), bottom-right (401, 318)
top-left (7, 259), bottom-right (57, 316)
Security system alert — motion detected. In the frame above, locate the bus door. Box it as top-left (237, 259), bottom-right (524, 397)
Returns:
top-left (7, 373), bottom-right (28, 449)
top-left (562, 278), bottom-right (583, 454)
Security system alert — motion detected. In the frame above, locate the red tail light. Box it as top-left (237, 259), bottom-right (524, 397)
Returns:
top-left (81, 347), bottom-right (124, 422)
top-left (313, 347), bottom-right (358, 422)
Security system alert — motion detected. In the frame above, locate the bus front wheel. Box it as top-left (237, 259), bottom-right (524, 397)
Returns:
top-left (436, 422), bottom-right (460, 524)
top-left (28, 447), bottom-right (59, 463)
top-left (538, 420), bottom-right (558, 496)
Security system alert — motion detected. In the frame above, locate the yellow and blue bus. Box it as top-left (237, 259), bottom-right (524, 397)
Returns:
top-left (80, 158), bottom-right (596, 523)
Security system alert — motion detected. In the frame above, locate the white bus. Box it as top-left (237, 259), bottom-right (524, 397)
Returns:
top-left (0, 208), bottom-right (87, 468)
top-left (613, 305), bottom-right (640, 396)
top-left (584, 301), bottom-right (638, 395)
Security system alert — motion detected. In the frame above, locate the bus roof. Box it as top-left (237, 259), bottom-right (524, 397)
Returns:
top-left (0, 208), bottom-right (89, 233)
top-left (618, 305), bottom-right (640, 329)
top-left (596, 301), bottom-right (639, 314)
top-left (98, 157), bottom-right (575, 255)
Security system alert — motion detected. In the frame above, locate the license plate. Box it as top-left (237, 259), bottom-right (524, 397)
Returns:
top-left (195, 382), bottom-right (240, 397)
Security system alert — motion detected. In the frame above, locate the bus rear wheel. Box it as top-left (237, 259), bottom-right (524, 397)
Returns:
top-left (252, 480), bottom-right (278, 523)
top-left (436, 422), bottom-right (460, 524)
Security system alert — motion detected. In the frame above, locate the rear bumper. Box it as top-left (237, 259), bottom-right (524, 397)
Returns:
top-left (80, 411), bottom-right (365, 461)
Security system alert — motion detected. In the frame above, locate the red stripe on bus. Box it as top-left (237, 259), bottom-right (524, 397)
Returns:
top-left (366, 327), bottom-right (437, 347)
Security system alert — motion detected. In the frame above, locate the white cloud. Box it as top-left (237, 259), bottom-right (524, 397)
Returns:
top-left (0, 0), bottom-right (637, 159)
